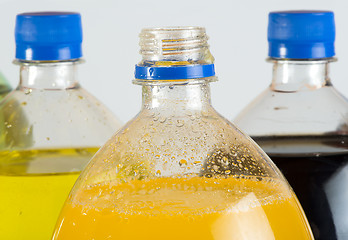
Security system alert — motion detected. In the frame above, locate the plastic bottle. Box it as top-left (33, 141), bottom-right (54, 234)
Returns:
top-left (234, 11), bottom-right (348, 239)
top-left (0, 12), bottom-right (122, 240)
top-left (52, 26), bottom-right (313, 240)
top-left (0, 73), bottom-right (11, 100)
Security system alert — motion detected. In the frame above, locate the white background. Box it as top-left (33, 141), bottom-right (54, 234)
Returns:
top-left (0, 0), bottom-right (347, 123)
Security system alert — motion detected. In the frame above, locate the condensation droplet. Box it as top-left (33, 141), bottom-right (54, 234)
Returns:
top-left (179, 159), bottom-right (187, 166)
top-left (133, 170), bottom-right (139, 176)
top-left (176, 120), bottom-right (184, 127)
top-left (213, 165), bottom-right (219, 171)
top-left (159, 116), bottom-right (167, 123)
top-left (24, 89), bottom-right (32, 95)
top-left (149, 68), bottom-right (154, 76)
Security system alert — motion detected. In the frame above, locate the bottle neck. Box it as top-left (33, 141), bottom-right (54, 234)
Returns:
top-left (141, 80), bottom-right (212, 113)
top-left (17, 60), bottom-right (81, 90)
top-left (270, 59), bottom-right (333, 92)
top-left (137, 27), bottom-right (215, 113)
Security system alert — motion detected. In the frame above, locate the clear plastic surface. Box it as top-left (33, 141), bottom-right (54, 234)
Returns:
top-left (53, 28), bottom-right (313, 240)
top-left (0, 60), bottom-right (122, 240)
top-left (0, 72), bottom-right (11, 100)
top-left (235, 59), bottom-right (348, 239)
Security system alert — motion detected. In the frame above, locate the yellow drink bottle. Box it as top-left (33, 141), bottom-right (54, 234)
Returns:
top-left (53, 27), bottom-right (313, 240)
top-left (0, 12), bottom-right (122, 240)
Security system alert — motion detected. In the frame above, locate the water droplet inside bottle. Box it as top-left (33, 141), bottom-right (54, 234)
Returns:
top-left (179, 159), bottom-right (187, 166)
top-left (24, 89), bottom-right (32, 95)
top-left (176, 120), bottom-right (184, 127)
top-left (159, 116), bottom-right (166, 123)
top-left (149, 68), bottom-right (154, 76)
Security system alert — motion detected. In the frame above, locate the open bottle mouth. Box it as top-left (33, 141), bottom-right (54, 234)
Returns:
top-left (139, 26), bottom-right (211, 62)
top-left (135, 27), bottom-right (216, 82)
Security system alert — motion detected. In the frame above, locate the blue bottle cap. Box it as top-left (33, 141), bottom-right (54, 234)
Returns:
top-left (15, 12), bottom-right (83, 61)
top-left (268, 11), bottom-right (335, 59)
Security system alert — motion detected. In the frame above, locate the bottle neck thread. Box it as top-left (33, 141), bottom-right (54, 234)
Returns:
top-left (17, 60), bottom-right (81, 90)
top-left (138, 27), bottom-right (214, 66)
top-left (270, 59), bottom-right (333, 92)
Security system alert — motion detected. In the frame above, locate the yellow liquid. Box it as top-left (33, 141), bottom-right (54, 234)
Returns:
top-left (0, 148), bottom-right (98, 240)
top-left (53, 177), bottom-right (313, 240)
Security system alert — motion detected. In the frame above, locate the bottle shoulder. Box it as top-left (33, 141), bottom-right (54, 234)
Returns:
top-left (234, 86), bottom-right (348, 136)
top-left (76, 109), bottom-right (284, 188)
top-left (0, 86), bottom-right (122, 150)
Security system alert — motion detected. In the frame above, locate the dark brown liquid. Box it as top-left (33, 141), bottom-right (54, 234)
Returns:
top-left (254, 135), bottom-right (348, 240)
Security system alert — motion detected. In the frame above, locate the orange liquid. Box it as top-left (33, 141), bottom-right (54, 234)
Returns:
top-left (53, 177), bottom-right (313, 240)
